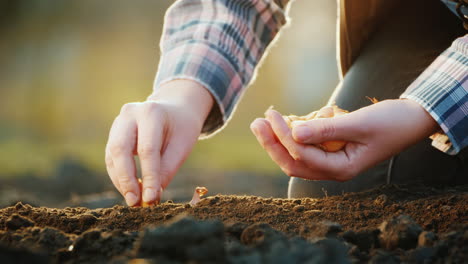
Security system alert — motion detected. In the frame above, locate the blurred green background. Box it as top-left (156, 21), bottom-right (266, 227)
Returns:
top-left (0, 0), bottom-right (338, 205)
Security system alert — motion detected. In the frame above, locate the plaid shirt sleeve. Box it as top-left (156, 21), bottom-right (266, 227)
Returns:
top-left (154, 0), bottom-right (291, 136)
top-left (400, 35), bottom-right (468, 155)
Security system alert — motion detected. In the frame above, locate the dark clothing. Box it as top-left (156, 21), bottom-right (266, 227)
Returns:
top-left (289, 0), bottom-right (468, 198)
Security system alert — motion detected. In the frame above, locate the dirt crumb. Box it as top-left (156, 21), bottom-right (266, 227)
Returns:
top-left (5, 214), bottom-right (34, 230)
top-left (0, 184), bottom-right (466, 263)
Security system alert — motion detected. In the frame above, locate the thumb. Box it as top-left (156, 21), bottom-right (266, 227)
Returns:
top-left (291, 114), bottom-right (365, 144)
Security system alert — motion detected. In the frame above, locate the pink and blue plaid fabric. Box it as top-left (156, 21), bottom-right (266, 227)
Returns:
top-left (401, 35), bottom-right (468, 154)
top-left (154, 0), bottom-right (467, 154)
top-left (155, 0), bottom-right (290, 134)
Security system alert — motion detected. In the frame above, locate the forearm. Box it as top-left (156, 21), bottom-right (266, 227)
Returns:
top-left (400, 34), bottom-right (468, 155)
top-left (155, 0), bottom-right (292, 136)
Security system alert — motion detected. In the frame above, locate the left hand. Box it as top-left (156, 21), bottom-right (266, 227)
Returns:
top-left (250, 99), bottom-right (438, 181)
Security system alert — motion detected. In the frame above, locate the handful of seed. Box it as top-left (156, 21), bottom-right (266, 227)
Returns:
top-left (284, 105), bottom-right (348, 152)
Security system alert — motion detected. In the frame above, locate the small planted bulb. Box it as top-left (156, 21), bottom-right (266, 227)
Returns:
top-left (189, 187), bottom-right (208, 207)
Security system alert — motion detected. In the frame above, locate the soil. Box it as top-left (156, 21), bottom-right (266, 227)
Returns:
top-left (0, 184), bottom-right (466, 263)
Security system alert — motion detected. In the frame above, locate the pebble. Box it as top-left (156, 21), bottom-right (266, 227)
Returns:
top-left (137, 217), bottom-right (225, 262)
top-left (309, 221), bottom-right (343, 238)
top-left (374, 194), bottom-right (389, 206)
top-left (293, 199), bottom-right (301, 205)
top-left (5, 214), bottom-right (34, 230)
top-left (14, 202), bottom-right (25, 210)
top-left (241, 223), bottom-right (282, 246)
top-left (293, 205), bottom-right (305, 212)
top-left (379, 215), bottom-right (422, 250)
top-left (418, 231), bottom-right (437, 247)
top-left (225, 222), bottom-right (248, 239)
top-left (209, 197), bottom-right (220, 205)
top-left (78, 214), bottom-right (98, 227)
top-left (343, 229), bottom-right (380, 252)
top-left (369, 250), bottom-right (401, 264)
top-left (406, 247), bottom-right (436, 263)
top-left (441, 205), bottom-right (451, 211)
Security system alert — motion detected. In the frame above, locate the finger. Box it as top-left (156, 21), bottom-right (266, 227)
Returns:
top-left (251, 118), bottom-right (330, 180)
top-left (105, 149), bottom-right (121, 194)
top-left (159, 132), bottom-right (198, 192)
top-left (265, 109), bottom-right (318, 160)
top-left (137, 103), bottom-right (164, 204)
top-left (265, 109), bottom-right (351, 173)
top-left (251, 118), bottom-right (297, 170)
top-left (291, 111), bottom-right (366, 144)
top-left (108, 115), bottom-right (140, 206)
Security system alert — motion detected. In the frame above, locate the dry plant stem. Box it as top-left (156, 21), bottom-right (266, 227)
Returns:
top-left (189, 187), bottom-right (208, 207)
top-left (366, 96), bottom-right (379, 104)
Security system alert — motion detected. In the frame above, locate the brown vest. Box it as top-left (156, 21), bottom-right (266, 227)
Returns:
top-left (337, 0), bottom-right (403, 78)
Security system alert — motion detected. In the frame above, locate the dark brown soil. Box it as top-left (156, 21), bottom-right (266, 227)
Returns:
top-left (0, 184), bottom-right (467, 263)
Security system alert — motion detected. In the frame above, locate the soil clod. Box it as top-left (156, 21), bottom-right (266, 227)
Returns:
top-left (379, 215), bottom-right (423, 250)
top-left (0, 184), bottom-right (466, 263)
top-left (6, 214), bottom-right (34, 230)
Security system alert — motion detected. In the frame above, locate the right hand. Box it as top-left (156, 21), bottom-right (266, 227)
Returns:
top-left (105, 80), bottom-right (214, 206)
top-left (251, 100), bottom-right (438, 182)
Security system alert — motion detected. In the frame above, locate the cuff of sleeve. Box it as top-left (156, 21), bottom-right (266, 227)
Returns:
top-left (400, 94), bottom-right (459, 155)
top-left (400, 36), bottom-right (468, 155)
top-left (154, 41), bottom-right (244, 138)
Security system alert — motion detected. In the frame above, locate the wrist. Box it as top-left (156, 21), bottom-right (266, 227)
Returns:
top-left (398, 98), bottom-right (439, 137)
top-left (147, 79), bottom-right (215, 126)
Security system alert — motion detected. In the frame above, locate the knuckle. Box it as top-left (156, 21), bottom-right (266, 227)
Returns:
top-left (142, 173), bottom-right (158, 183)
top-left (142, 169), bottom-right (161, 183)
top-left (105, 155), bottom-right (114, 168)
top-left (318, 119), bottom-right (336, 140)
top-left (138, 144), bottom-right (159, 159)
top-left (118, 178), bottom-right (139, 194)
top-left (120, 103), bottom-right (137, 115)
top-left (109, 143), bottom-right (129, 156)
top-left (118, 176), bottom-right (134, 189)
top-left (157, 165), bottom-right (169, 178)
top-left (291, 151), bottom-right (303, 162)
top-left (141, 101), bottom-right (161, 115)
top-left (287, 146), bottom-right (303, 162)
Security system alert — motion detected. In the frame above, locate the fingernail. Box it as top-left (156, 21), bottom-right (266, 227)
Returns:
top-left (264, 105), bottom-right (274, 115)
top-left (264, 108), bottom-right (274, 117)
top-left (125, 192), bottom-right (138, 207)
top-left (250, 122), bottom-right (258, 135)
top-left (293, 125), bottom-right (311, 141)
top-left (250, 122), bottom-right (265, 145)
top-left (251, 119), bottom-right (264, 134)
top-left (143, 188), bottom-right (156, 203)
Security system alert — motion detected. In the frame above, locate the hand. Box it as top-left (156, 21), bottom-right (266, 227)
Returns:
top-left (250, 99), bottom-right (438, 181)
top-left (105, 80), bottom-right (214, 206)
